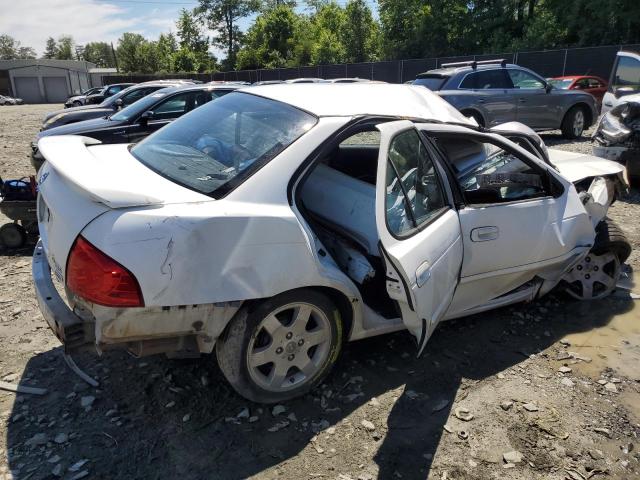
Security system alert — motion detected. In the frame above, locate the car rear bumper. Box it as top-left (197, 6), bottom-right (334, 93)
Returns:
top-left (32, 239), bottom-right (93, 351)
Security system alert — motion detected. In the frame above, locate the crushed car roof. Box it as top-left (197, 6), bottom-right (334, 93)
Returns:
top-left (242, 83), bottom-right (473, 123)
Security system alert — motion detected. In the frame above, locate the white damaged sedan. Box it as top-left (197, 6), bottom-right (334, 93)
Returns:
top-left (33, 84), bottom-right (631, 403)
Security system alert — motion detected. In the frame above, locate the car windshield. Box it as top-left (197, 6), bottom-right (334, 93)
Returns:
top-left (413, 76), bottom-right (447, 90)
top-left (110, 91), bottom-right (170, 121)
top-left (548, 79), bottom-right (573, 89)
top-left (130, 92), bottom-right (317, 197)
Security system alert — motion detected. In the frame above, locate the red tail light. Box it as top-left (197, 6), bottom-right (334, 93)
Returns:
top-left (66, 236), bottom-right (144, 307)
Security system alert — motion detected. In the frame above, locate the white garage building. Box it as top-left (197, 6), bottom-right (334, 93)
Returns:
top-left (0, 59), bottom-right (98, 104)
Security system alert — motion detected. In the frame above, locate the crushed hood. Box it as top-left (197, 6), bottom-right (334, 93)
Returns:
top-left (547, 149), bottom-right (625, 183)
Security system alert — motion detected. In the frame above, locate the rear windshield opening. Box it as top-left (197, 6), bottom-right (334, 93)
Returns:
top-left (130, 92), bottom-right (317, 197)
top-left (413, 76), bottom-right (448, 91)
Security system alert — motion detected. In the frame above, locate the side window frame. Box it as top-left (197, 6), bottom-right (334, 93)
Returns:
top-left (458, 69), bottom-right (513, 90)
top-left (507, 68), bottom-right (546, 90)
top-left (384, 128), bottom-right (452, 239)
top-left (423, 131), bottom-right (564, 207)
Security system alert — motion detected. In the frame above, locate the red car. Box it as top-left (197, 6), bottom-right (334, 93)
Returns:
top-left (548, 75), bottom-right (608, 104)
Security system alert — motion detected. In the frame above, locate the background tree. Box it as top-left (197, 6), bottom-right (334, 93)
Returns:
top-left (156, 33), bottom-right (178, 72)
top-left (342, 0), bottom-right (379, 63)
top-left (237, 4), bottom-right (298, 69)
top-left (196, 0), bottom-right (259, 69)
top-left (43, 37), bottom-right (57, 59)
top-left (116, 32), bottom-right (146, 72)
top-left (55, 35), bottom-right (74, 60)
top-left (82, 42), bottom-right (116, 67)
top-left (310, 2), bottom-right (346, 64)
top-left (176, 9), bottom-right (215, 71)
top-left (0, 34), bottom-right (36, 60)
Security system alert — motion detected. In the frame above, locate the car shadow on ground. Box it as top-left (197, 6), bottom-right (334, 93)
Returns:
top-left (5, 289), bottom-right (635, 480)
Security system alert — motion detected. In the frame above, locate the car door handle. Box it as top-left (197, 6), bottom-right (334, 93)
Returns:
top-left (470, 226), bottom-right (499, 242)
top-left (416, 261), bottom-right (431, 288)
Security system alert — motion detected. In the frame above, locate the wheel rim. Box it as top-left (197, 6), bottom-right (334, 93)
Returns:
top-left (564, 251), bottom-right (620, 300)
top-left (573, 110), bottom-right (585, 136)
top-left (247, 302), bottom-right (332, 392)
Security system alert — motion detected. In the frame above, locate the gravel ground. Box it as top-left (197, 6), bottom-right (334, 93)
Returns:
top-left (0, 104), bottom-right (639, 480)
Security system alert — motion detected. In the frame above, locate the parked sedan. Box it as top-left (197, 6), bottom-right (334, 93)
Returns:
top-left (414, 60), bottom-right (598, 138)
top-left (33, 84), bottom-right (629, 403)
top-left (0, 95), bottom-right (24, 105)
top-left (64, 87), bottom-right (105, 108)
top-left (41, 82), bottom-right (186, 131)
top-left (31, 84), bottom-right (237, 171)
top-left (548, 75), bottom-right (608, 104)
top-left (84, 83), bottom-right (135, 105)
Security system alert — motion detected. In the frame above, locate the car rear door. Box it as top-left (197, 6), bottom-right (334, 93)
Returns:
top-left (375, 120), bottom-right (463, 354)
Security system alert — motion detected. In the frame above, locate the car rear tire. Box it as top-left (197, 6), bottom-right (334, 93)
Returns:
top-left (0, 223), bottom-right (27, 249)
top-left (561, 106), bottom-right (586, 139)
top-left (216, 289), bottom-right (344, 403)
top-left (72, 100), bottom-right (82, 107)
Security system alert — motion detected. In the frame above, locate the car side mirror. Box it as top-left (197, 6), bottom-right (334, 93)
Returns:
top-left (114, 98), bottom-right (123, 109)
top-left (139, 111), bottom-right (153, 126)
top-left (614, 86), bottom-right (635, 99)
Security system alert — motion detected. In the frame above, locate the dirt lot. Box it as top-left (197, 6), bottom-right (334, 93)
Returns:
top-left (0, 104), bottom-right (639, 480)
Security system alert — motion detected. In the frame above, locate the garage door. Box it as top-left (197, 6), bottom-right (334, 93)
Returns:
top-left (14, 77), bottom-right (43, 103)
top-left (43, 77), bottom-right (69, 103)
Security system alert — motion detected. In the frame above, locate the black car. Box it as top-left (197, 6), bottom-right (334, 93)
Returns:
top-left (41, 82), bottom-right (189, 130)
top-left (84, 83), bottom-right (135, 105)
top-left (31, 84), bottom-right (238, 171)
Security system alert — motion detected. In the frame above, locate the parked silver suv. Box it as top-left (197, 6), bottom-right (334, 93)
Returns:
top-left (414, 60), bottom-right (598, 139)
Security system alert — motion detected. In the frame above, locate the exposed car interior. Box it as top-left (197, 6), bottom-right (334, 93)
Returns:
top-left (298, 125), bottom-right (552, 319)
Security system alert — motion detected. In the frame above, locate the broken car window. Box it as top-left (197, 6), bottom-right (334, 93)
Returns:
top-left (130, 92), bottom-right (317, 197)
top-left (386, 129), bottom-right (446, 236)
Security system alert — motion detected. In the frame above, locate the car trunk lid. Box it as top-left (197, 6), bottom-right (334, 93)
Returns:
top-left (36, 135), bottom-right (211, 282)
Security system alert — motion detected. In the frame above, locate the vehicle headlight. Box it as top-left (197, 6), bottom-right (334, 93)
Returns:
top-left (43, 113), bottom-right (65, 127)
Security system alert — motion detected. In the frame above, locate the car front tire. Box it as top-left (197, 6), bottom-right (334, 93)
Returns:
top-left (216, 289), bottom-right (344, 403)
top-left (561, 105), bottom-right (586, 139)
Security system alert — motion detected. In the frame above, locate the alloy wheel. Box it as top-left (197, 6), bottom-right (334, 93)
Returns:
top-left (564, 251), bottom-right (620, 300)
top-left (246, 302), bottom-right (332, 392)
top-left (572, 110), bottom-right (585, 137)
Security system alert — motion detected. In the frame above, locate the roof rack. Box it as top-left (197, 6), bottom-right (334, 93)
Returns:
top-left (440, 59), bottom-right (507, 70)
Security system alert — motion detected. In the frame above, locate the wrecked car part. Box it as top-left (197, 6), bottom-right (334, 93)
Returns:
top-left (62, 353), bottom-right (99, 387)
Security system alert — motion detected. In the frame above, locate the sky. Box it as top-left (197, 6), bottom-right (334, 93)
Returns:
top-left (0, 0), bottom-right (378, 59)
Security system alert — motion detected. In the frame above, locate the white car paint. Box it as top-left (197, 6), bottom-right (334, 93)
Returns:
top-left (33, 84), bottom-right (626, 361)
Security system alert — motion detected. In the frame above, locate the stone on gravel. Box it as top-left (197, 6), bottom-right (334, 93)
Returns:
top-left (604, 382), bottom-right (617, 393)
top-left (431, 399), bottom-right (449, 413)
top-left (588, 449), bottom-right (604, 460)
top-left (361, 419), bottom-right (376, 431)
top-left (51, 464), bottom-right (63, 477)
top-left (268, 420), bottom-right (290, 432)
top-left (558, 366), bottom-right (572, 373)
top-left (503, 451), bottom-right (523, 464)
top-left (237, 407), bottom-right (250, 419)
top-left (54, 433), bottom-right (68, 444)
top-left (249, 416), bottom-right (259, 423)
top-left (454, 407), bottom-right (474, 421)
top-left (25, 433), bottom-right (47, 447)
top-left (2, 373), bottom-right (18, 382)
top-left (68, 460), bottom-right (88, 472)
top-left (48, 455), bottom-right (61, 464)
top-left (80, 396), bottom-right (95, 408)
top-left (560, 378), bottom-right (575, 387)
top-left (593, 427), bottom-right (611, 438)
top-left (523, 403), bottom-right (539, 412)
top-left (500, 401), bottom-right (514, 411)
top-left (272, 405), bottom-right (286, 416)
top-left (182, 414), bottom-right (191, 422)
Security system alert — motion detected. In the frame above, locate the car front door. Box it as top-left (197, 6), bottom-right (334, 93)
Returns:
top-left (415, 123), bottom-right (595, 317)
top-left (507, 68), bottom-right (558, 128)
top-left (375, 120), bottom-right (463, 353)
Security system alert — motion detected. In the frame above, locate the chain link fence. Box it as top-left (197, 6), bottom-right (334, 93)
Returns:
top-left (105, 44), bottom-right (640, 85)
